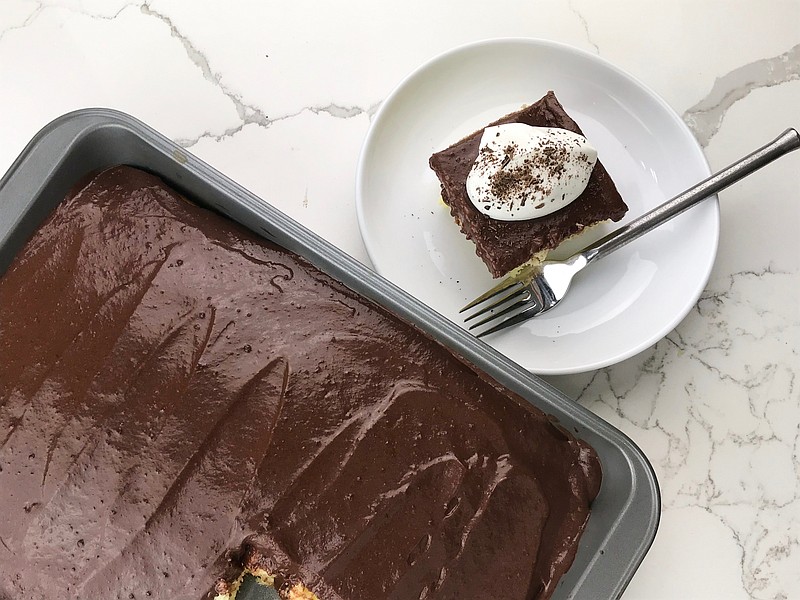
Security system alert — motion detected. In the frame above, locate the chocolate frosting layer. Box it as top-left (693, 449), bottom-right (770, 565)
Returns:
top-left (429, 91), bottom-right (628, 277)
top-left (0, 166), bottom-right (601, 600)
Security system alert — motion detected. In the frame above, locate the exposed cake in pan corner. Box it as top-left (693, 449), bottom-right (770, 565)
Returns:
top-left (0, 166), bottom-right (601, 599)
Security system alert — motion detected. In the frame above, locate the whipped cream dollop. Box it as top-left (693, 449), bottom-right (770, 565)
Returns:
top-left (465, 124), bottom-right (598, 221)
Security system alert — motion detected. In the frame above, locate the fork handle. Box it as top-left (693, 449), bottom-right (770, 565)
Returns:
top-left (581, 128), bottom-right (800, 264)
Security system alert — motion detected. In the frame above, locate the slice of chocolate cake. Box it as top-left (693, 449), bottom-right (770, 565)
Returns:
top-left (429, 91), bottom-right (628, 278)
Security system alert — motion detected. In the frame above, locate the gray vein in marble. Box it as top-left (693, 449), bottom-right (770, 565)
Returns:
top-left (172, 101), bottom-right (380, 148)
top-left (312, 103), bottom-right (367, 119)
top-left (577, 351), bottom-right (667, 432)
top-left (566, 0), bottom-right (599, 54)
top-left (683, 43), bottom-right (800, 147)
top-left (140, 2), bottom-right (378, 148)
top-left (0, 1), bottom-right (144, 43)
top-left (140, 3), bottom-right (269, 134)
top-left (709, 506), bottom-right (749, 595)
top-left (0, 2), bottom-right (44, 43)
top-left (309, 101), bottom-right (381, 123)
top-left (674, 334), bottom-right (777, 394)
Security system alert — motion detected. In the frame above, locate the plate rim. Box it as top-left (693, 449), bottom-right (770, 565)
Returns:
top-left (355, 37), bottom-right (719, 375)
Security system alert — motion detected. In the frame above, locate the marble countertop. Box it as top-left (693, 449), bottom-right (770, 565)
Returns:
top-left (1, 1), bottom-right (798, 598)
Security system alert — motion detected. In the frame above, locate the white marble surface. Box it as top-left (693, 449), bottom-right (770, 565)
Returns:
top-left (1, 1), bottom-right (799, 598)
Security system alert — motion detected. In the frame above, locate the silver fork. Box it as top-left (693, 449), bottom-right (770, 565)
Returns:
top-left (463, 128), bottom-right (800, 338)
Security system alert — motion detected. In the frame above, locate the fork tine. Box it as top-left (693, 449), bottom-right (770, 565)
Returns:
top-left (459, 276), bottom-right (525, 313)
top-left (462, 285), bottom-right (530, 323)
top-left (467, 296), bottom-right (538, 331)
top-left (475, 304), bottom-right (543, 338)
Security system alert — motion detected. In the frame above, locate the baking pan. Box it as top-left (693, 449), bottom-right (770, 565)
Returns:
top-left (0, 108), bottom-right (659, 600)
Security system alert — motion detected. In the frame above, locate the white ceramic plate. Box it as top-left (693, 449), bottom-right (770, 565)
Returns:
top-left (356, 38), bottom-right (718, 375)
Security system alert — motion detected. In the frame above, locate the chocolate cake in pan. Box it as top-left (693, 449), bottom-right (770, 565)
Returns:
top-left (0, 166), bottom-right (601, 599)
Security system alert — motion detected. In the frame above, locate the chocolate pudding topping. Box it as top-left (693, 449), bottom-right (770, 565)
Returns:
top-left (0, 166), bottom-right (601, 599)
